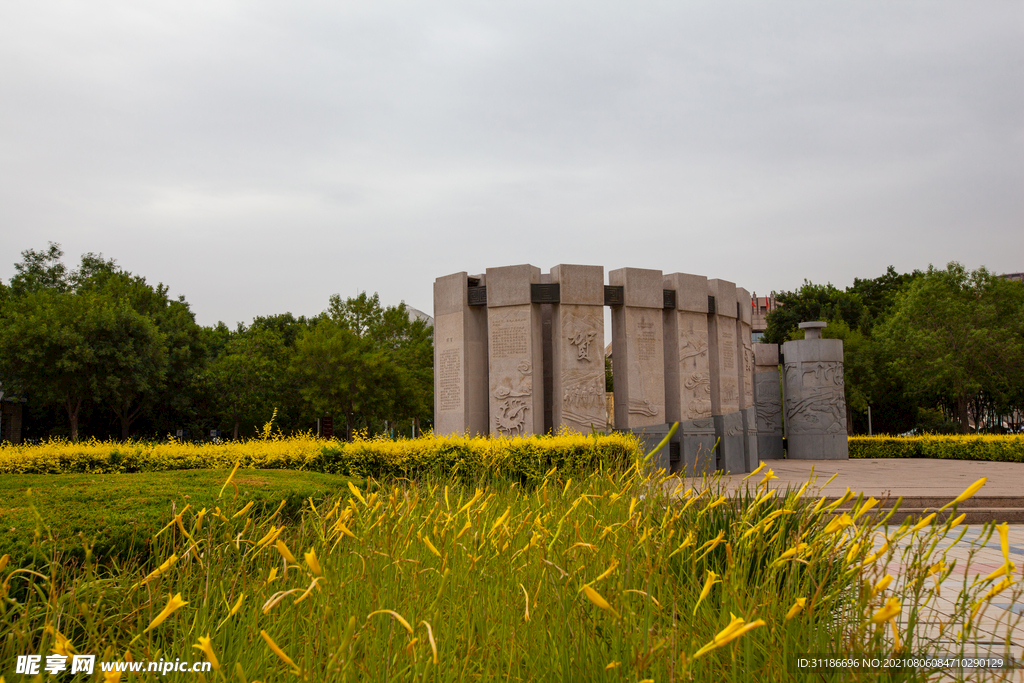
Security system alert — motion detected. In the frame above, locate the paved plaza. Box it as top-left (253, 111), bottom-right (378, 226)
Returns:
top-left (711, 457), bottom-right (1024, 499)
top-left (677, 458), bottom-right (1024, 678)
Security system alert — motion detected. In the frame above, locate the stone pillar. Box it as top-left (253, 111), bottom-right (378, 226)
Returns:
top-left (550, 264), bottom-right (607, 433)
top-left (609, 268), bottom-right (669, 467)
top-left (433, 272), bottom-right (489, 436)
top-left (540, 273), bottom-right (554, 435)
top-left (663, 272), bottom-right (716, 475)
top-left (736, 287), bottom-right (759, 472)
top-left (782, 321), bottom-right (850, 459)
top-left (486, 265), bottom-right (545, 437)
top-left (753, 343), bottom-right (784, 459)
top-left (707, 278), bottom-right (745, 473)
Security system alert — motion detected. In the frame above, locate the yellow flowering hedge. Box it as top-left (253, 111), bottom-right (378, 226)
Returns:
top-left (848, 434), bottom-right (1024, 462)
top-left (0, 432), bottom-right (641, 481)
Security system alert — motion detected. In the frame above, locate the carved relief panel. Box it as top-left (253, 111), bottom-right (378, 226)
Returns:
top-left (675, 311), bottom-right (712, 420)
top-left (488, 306), bottom-right (540, 437)
top-left (625, 310), bottom-right (664, 422)
top-left (554, 306), bottom-right (607, 432)
top-left (784, 360), bottom-right (847, 436)
top-left (753, 372), bottom-right (782, 435)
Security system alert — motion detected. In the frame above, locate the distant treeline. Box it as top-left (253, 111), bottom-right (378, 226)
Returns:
top-left (763, 264), bottom-right (1024, 434)
top-left (0, 243), bottom-right (433, 441)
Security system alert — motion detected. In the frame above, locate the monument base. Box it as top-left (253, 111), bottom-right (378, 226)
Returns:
top-left (624, 424), bottom-right (674, 473)
top-left (758, 433), bottom-right (784, 460)
top-left (713, 412), bottom-right (747, 474)
top-left (787, 432), bottom-right (849, 460)
top-left (741, 406), bottom-right (760, 472)
top-left (675, 418), bottom-right (718, 476)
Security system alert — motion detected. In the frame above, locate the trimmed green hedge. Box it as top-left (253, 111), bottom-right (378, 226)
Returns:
top-left (848, 435), bottom-right (1024, 462)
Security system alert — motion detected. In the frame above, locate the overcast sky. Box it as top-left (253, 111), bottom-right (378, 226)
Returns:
top-left (2, 1), bottom-right (1021, 327)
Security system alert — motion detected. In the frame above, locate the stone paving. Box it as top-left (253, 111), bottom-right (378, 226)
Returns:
top-left (676, 458), bottom-right (1024, 680)
top-left (879, 524), bottom-right (1024, 668)
top-left (709, 458), bottom-right (1024, 499)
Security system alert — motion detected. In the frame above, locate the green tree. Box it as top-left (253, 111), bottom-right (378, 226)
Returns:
top-left (325, 292), bottom-right (434, 434)
top-left (848, 266), bottom-right (921, 332)
top-left (875, 263), bottom-right (1024, 433)
top-left (80, 269), bottom-right (204, 437)
top-left (8, 242), bottom-right (70, 295)
top-left (206, 329), bottom-right (287, 439)
top-left (290, 322), bottom-right (387, 440)
top-left (0, 290), bottom-right (166, 440)
top-left (762, 281), bottom-right (864, 344)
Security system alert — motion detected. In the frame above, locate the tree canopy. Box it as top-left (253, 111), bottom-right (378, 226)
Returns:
top-left (763, 263), bottom-right (1024, 434)
top-left (0, 244), bottom-right (434, 441)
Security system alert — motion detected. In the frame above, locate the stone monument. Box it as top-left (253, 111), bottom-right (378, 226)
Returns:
top-left (550, 264), bottom-right (607, 433)
top-left (433, 272), bottom-right (489, 436)
top-left (752, 343), bottom-right (784, 459)
top-left (706, 279), bottom-right (745, 472)
top-left (433, 266), bottom-right (851, 474)
top-left (663, 272), bottom-right (716, 474)
top-left (485, 265), bottom-right (545, 437)
top-left (608, 267), bottom-right (672, 469)
top-left (735, 287), bottom-right (759, 472)
top-left (781, 321), bottom-right (849, 459)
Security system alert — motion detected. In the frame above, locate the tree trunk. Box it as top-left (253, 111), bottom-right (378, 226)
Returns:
top-left (114, 403), bottom-right (142, 441)
top-left (233, 418), bottom-right (240, 440)
top-left (956, 393), bottom-right (970, 434)
top-left (65, 395), bottom-right (81, 442)
top-left (346, 409), bottom-right (354, 442)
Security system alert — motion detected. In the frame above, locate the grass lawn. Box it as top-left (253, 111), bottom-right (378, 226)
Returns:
top-left (0, 469), bottom-right (359, 569)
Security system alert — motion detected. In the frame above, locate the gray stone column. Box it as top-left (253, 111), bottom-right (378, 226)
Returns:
top-left (707, 278), bottom-right (745, 472)
top-left (609, 268), bottom-right (669, 467)
top-left (736, 287), bottom-right (759, 471)
top-left (663, 272), bottom-right (716, 474)
top-left (433, 272), bottom-right (490, 437)
top-left (781, 321), bottom-right (849, 459)
top-left (550, 264), bottom-right (607, 433)
top-left (485, 265), bottom-right (545, 437)
top-left (753, 343), bottom-right (784, 459)
top-left (609, 268), bottom-right (666, 429)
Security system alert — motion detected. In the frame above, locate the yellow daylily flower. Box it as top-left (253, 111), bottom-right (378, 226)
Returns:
top-left (144, 593), bottom-right (188, 632)
top-left (134, 554), bottom-right (178, 589)
top-left (785, 597), bottom-right (807, 621)
top-left (852, 497), bottom-right (879, 521)
top-left (871, 597), bottom-right (901, 624)
top-left (304, 548), bottom-right (322, 577)
top-left (693, 570), bottom-right (720, 615)
top-left (997, 523), bottom-right (1010, 564)
top-left (909, 513), bottom-right (936, 533)
top-left (691, 613), bottom-right (766, 660)
top-left (741, 462), bottom-right (766, 481)
top-left (275, 540), bottom-right (296, 563)
top-left (193, 635), bottom-right (221, 671)
top-left (823, 513), bottom-right (853, 535)
top-left (261, 630), bottom-right (300, 673)
top-left (367, 609), bottom-right (414, 634)
top-left (582, 585), bottom-right (621, 619)
top-left (938, 477), bottom-right (987, 511)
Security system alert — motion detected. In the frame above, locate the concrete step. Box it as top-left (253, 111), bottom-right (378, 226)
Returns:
top-left (876, 508), bottom-right (1024, 525)
top-left (820, 499), bottom-right (1024, 525)
top-left (827, 496), bottom-right (1024, 510)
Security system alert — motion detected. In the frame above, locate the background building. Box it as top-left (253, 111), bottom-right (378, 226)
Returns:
top-left (750, 293), bottom-right (778, 342)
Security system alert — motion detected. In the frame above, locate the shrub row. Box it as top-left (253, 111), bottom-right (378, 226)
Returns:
top-left (0, 432), bottom-right (642, 481)
top-left (848, 434), bottom-right (1024, 462)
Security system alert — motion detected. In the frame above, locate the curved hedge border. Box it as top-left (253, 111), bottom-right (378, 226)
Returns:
top-left (0, 432), bottom-right (642, 482)
top-left (848, 435), bottom-right (1024, 462)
